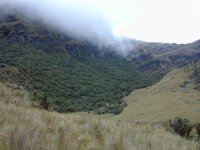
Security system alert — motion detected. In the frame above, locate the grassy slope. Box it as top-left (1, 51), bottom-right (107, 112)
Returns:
top-left (0, 83), bottom-right (199, 150)
top-left (114, 67), bottom-right (200, 122)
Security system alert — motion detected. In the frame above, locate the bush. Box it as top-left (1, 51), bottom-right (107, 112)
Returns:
top-left (31, 91), bottom-right (51, 110)
top-left (196, 123), bottom-right (200, 138)
top-left (169, 117), bottom-right (193, 137)
top-left (39, 92), bottom-right (51, 110)
top-left (97, 107), bottom-right (106, 115)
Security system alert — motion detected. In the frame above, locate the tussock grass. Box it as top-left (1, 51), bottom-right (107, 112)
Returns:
top-left (0, 83), bottom-right (29, 106)
top-left (0, 83), bottom-right (199, 150)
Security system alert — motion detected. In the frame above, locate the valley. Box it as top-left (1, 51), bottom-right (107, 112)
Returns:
top-left (0, 11), bottom-right (200, 150)
top-left (1, 13), bottom-right (200, 116)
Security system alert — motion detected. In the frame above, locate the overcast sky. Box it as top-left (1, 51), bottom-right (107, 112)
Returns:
top-left (83, 0), bottom-right (200, 43)
top-left (1, 0), bottom-right (200, 44)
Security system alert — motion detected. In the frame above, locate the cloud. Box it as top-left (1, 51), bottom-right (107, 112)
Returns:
top-left (0, 0), bottom-right (125, 50)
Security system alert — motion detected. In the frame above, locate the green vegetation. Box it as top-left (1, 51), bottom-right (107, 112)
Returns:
top-left (167, 117), bottom-right (200, 142)
top-left (196, 123), bottom-right (200, 138)
top-left (30, 91), bottom-right (52, 110)
top-left (0, 39), bottom-right (152, 114)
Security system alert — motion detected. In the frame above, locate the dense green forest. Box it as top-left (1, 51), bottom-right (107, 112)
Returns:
top-left (0, 39), bottom-right (153, 114)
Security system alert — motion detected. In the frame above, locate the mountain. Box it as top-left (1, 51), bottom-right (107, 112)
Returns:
top-left (1, 6), bottom-right (200, 150)
top-left (0, 12), bottom-right (200, 115)
top-left (129, 40), bottom-right (200, 79)
top-left (0, 13), bottom-right (153, 114)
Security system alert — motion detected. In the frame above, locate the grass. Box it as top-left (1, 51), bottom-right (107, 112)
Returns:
top-left (0, 83), bottom-right (29, 107)
top-left (114, 67), bottom-right (200, 122)
top-left (0, 83), bottom-right (199, 150)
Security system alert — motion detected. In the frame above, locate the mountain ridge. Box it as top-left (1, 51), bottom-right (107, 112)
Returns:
top-left (0, 13), bottom-right (153, 114)
top-left (0, 12), bottom-right (200, 114)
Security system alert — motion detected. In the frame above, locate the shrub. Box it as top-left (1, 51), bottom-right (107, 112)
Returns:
top-left (169, 117), bottom-right (193, 137)
top-left (196, 123), bottom-right (200, 138)
top-left (97, 107), bottom-right (106, 115)
top-left (39, 92), bottom-right (51, 110)
top-left (31, 91), bottom-right (51, 110)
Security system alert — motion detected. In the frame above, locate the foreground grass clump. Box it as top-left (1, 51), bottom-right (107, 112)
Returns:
top-left (0, 84), bottom-right (199, 150)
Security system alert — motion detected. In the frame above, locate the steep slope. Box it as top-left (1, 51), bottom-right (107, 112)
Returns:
top-left (114, 66), bottom-right (200, 122)
top-left (0, 14), bottom-right (153, 114)
top-left (0, 83), bottom-right (199, 150)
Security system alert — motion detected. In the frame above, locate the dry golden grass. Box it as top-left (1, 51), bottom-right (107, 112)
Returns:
top-left (114, 67), bottom-right (200, 122)
top-left (0, 83), bottom-right (30, 106)
top-left (0, 83), bottom-right (199, 150)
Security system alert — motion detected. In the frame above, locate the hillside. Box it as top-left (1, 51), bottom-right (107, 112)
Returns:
top-left (190, 62), bottom-right (200, 90)
top-left (0, 13), bottom-right (153, 114)
top-left (114, 66), bottom-right (200, 122)
top-left (130, 40), bottom-right (200, 79)
top-left (0, 10), bottom-right (200, 150)
top-left (0, 83), bottom-right (199, 150)
top-left (1, 12), bottom-right (200, 115)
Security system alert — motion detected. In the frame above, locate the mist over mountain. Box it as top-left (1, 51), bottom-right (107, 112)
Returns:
top-left (1, 1), bottom-right (200, 149)
top-left (0, 0), bottom-right (200, 114)
top-left (0, 0), bottom-right (132, 55)
top-left (0, 11), bottom-right (154, 114)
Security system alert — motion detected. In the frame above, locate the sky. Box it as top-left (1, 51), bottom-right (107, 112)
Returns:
top-left (81, 0), bottom-right (200, 44)
top-left (110, 0), bottom-right (200, 43)
top-left (0, 0), bottom-right (200, 44)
